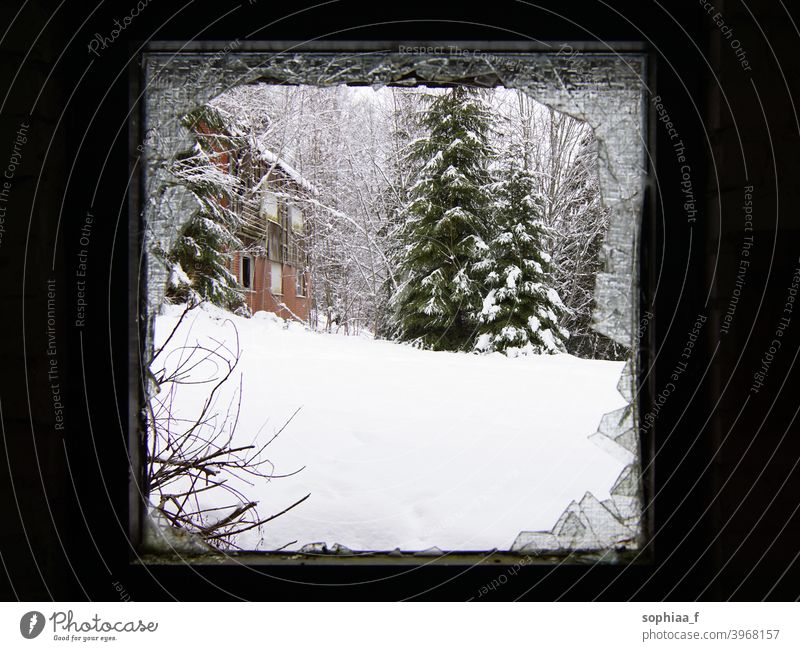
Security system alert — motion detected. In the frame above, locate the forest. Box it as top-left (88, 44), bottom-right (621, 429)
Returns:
top-left (165, 83), bottom-right (626, 361)
top-left (145, 83), bottom-right (636, 551)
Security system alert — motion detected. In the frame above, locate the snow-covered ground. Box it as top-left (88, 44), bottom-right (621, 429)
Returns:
top-left (153, 304), bottom-right (628, 552)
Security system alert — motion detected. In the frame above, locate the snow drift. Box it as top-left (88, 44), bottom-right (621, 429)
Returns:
top-left (152, 304), bottom-right (628, 552)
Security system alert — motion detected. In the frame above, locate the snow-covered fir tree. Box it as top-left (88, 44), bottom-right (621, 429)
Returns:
top-left (392, 87), bottom-right (494, 351)
top-left (165, 106), bottom-right (246, 312)
top-left (475, 147), bottom-right (569, 356)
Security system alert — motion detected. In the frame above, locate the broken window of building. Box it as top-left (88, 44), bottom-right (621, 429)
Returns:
top-left (137, 47), bottom-right (647, 560)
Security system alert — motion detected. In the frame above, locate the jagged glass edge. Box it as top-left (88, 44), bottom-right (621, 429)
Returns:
top-left (140, 50), bottom-right (646, 555)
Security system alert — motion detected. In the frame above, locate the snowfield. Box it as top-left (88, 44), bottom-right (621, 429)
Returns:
top-left (153, 304), bottom-right (628, 552)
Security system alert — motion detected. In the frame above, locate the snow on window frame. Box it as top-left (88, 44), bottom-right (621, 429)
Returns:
top-left (134, 42), bottom-right (650, 564)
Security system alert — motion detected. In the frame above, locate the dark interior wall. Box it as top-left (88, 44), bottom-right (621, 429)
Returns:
top-left (703, 0), bottom-right (800, 598)
top-left (0, 0), bottom-right (70, 599)
top-left (0, 0), bottom-right (797, 600)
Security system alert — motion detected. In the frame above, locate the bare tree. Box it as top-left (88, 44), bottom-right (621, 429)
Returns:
top-left (193, 83), bottom-right (621, 356)
top-left (146, 302), bottom-right (308, 550)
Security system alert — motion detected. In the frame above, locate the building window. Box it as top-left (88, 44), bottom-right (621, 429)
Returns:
top-left (261, 190), bottom-right (279, 223)
top-left (241, 254), bottom-right (254, 290)
top-left (270, 261), bottom-right (282, 294)
top-left (267, 222), bottom-right (283, 262)
top-left (140, 45), bottom-right (648, 564)
top-left (290, 205), bottom-right (304, 234)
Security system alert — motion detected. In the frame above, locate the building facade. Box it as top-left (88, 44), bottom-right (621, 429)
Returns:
top-left (196, 113), bottom-right (314, 321)
top-left (229, 158), bottom-right (313, 321)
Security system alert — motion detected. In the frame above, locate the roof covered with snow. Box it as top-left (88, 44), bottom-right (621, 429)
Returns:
top-left (255, 142), bottom-right (318, 196)
top-left (198, 101), bottom-right (318, 196)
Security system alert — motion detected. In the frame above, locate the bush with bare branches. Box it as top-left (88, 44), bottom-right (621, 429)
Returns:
top-left (145, 302), bottom-right (308, 551)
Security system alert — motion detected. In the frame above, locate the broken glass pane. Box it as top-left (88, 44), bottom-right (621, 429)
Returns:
top-left (139, 49), bottom-right (647, 556)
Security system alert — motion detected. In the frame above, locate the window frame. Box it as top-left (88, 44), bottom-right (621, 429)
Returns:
top-left (270, 260), bottom-right (283, 296)
top-left (295, 268), bottom-right (307, 298)
top-left (261, 189), bottom-right (280, 224)
top-left (240, 253), bottom-right (254, 291)
top-left (290, 204), bottom-right (304, 234)
top-left (132, 40), bottom-right (655, 567)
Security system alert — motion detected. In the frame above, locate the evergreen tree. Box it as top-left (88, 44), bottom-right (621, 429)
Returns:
top-left (165, 106), bottom-right (246, 312)
top-left (165, 208), bottom-right (243, 310)
top-left (475, 149), bottom-right (569, 356)
top-left (392, 87), bottom-right (494, 351)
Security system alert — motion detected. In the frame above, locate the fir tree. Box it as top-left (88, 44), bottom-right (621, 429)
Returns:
top-left (165, 210), bottom-right (243, 309)
top-left (392, 87), bottom-right (494, 351)
top-left (165, 106), bottom-right (246, 312)
top-left (475, 149), bottom-right (569, 356)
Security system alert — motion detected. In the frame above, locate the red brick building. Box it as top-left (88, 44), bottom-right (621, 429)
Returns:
top-left (229, 151), bottom-right (314, 321)
top-left (194, 113), bottom-right (314, 321)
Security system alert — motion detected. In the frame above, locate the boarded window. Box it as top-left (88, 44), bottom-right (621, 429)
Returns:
top-left (290, 205), bottom-right (303, 234)
top-left (270, 261), bottom-right (282, 294)
top-left (261, 190), bottom-right (279, 223)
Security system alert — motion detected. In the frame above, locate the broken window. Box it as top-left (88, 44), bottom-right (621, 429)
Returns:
top-left (241, 254), bottom-right (253, 290)
top-left (136, 46), bottom-right (647, 561)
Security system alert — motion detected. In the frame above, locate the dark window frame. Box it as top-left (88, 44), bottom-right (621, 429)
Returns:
top-left (240, 253), bottom-right (254, 291)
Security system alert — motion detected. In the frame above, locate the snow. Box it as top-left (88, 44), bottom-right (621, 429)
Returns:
top-left (453, 267), bottom-right (472, 294)
top-left (546, 287), bottom-right (567, 310)
top-left (200, 216), bottom-right (232, 239)
top-left (481, 289), bottom-right (500, 321)
top-left (256, 145), bottom-right (318, 195)
top-left (153, 304), bottom-right (628, 552)
top-left (441, 166), bottom-right (471, 188)
top-left (168, 263), bottom-right (191, 288)
top-left (538, 328), bottom-right (559, 352)
top-left (422, 150), bottom-right (443, 172)
top-left (505, 265), bottom-right (521, 290)
top-left (473, 236), bottom-right (489, 252)
top-left (422, 296), bottom-right (444, 316)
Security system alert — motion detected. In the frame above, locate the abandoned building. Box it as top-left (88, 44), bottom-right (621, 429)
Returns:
top-left (194, 107), bottom-right (315, 321)
top-left (229, 148), bottom-right (314, 321)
